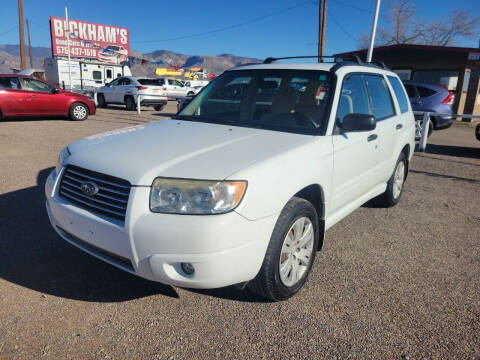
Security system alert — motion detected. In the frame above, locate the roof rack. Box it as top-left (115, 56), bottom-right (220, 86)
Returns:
top-left (371, 60), bottom-right (388, 69)
top-left (263, 55), bottom-right (363, 65)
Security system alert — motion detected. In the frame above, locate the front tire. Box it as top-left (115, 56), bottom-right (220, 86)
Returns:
top-left (248, 197), bottom-right (319, 301)
top-left (154, 104), bottom-right (165, 111)
top-left (378, 152), bottom-right (407, 207)
top-left (69, 102), bottom-right (89, 121)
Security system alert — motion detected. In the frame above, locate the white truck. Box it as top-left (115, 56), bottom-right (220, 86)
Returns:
top-left (45, 58), bottom-right (132, 97)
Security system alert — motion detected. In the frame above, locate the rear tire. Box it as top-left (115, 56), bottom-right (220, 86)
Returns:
top-left (378, 152), bottom-right (407, 207)
top-left (154, 104), bottom-right (165, 111)
top-left (125, 96), bottom-right (136, 111)
top-left (248, 197), bottom-right (319, 301)
top-left (97, 93), bottom-right (106, 108)
top-left (187, 91), bottom-right (195, 96)
top-left (69, 102), bottom-right (89, 121)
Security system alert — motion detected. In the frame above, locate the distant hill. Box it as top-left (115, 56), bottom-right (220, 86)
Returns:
top-left (0, 44), bottom-right (261, 75)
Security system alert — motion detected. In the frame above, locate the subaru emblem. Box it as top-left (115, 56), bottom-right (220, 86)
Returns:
top-left (80, 181), bottom-right (99, 196)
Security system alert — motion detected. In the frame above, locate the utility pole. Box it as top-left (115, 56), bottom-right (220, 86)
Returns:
top-left (367, 0), bottom-right (381, 63)
top-left (26, 19), bottom-right (33, 68)
top-left (18, 0), bottom-right (27, 70)
top-left (317, 0), bottom-right (328, 62)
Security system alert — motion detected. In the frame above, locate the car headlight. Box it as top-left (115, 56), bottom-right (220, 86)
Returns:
top-left (56, 146), bottom-right (71, 173)
top-left (150, 178), bottom-right (247, 214)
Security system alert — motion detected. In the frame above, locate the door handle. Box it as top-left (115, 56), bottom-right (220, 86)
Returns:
top-left (30, 94), bottom-right (37, 98)
top-left (367, 134), bottom-right (378, 142)
top-left (396, 124), bottom-right (403, 130)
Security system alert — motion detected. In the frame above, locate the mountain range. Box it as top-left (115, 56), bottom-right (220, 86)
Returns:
top-left (0, 44), bottom-right (261, 75)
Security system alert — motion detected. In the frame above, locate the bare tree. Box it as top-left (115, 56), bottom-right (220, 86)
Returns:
top-left (421, 11), bottom-right (479, 46)
top-left (357, 0), bottom-right (479, 49)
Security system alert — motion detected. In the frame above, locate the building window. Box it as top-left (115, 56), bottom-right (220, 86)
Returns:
top-left (463, 70), bottom-right (471, 92)
top-left (92, 71), bottom-right (102, 80)
top-left (412, 70), bottom-right (459, 91)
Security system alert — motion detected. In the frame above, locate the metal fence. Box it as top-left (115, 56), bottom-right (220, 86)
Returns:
top-left (414, 111), bottom-right (480, 152)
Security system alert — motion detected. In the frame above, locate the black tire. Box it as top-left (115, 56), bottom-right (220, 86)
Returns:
top-left (69, 102), bottom-right (89, 121)
top-left (154, 104), bottom-right (165, 111)
top-left (187, 91), bottom-right (195, 96)
top-left (427, 119), bottom-right (433, 137)
top-left (378, 152), bottom-right (407, 207)
top-left (248, 197), bottom-right (319, 301)
top-left (97, 93), bottom-right (106, 108)
top-left (125, 96), bottom-right (136, 111)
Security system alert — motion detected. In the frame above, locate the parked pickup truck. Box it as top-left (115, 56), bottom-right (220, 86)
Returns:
top-left (46, 58), bottom-right (415, 301)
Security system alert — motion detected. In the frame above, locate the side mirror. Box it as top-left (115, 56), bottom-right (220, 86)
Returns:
top-left (105, 82), bottom-right (111, 87)
top-left (339, 113), bottom-right (376, 132)
top-left (51, 88), bottom-right (61, 94)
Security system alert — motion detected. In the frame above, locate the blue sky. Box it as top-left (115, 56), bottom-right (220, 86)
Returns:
top-left (0, 0), bottom-right (479, 58)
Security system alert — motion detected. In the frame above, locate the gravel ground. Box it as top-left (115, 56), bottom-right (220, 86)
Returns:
top-left (0, 106), bottom-right (479, 359)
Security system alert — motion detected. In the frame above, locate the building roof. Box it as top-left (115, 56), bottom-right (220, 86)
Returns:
top-left (336, 43), bottom-right (480, 57)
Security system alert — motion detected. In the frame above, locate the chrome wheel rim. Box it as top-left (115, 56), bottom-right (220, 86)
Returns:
top-left (73, 105), bottom-right (87, 119)
top-left (393, 161), bottom-right (405, 199)
top-left (279, 217), bottom-right (314, 287)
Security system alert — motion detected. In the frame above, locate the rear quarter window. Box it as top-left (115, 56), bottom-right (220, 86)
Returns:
top-left (387, 76), bottom-right (410, 113)
top-left (417, 86), bottom-right (437, 98)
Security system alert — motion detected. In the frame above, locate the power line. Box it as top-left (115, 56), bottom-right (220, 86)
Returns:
top-left (330, 14), bottom-right (358, 42)
top-left (132, 0), bottom-right (312, 44)
top-left (0, 25), bottom-right (18, 38)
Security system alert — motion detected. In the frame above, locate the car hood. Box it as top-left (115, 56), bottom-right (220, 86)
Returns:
top-left (66, 119), bottom-right (315, 185)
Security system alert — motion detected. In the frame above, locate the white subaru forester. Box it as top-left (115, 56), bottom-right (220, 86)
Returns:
top-left (46, 57), bottom-right (415, 301)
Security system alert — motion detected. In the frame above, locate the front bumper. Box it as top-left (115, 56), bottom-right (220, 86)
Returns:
top-left (45, 169), bottom-right (277, 288)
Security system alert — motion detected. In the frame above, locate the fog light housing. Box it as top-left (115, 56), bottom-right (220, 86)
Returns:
top-left (181, 262), bottom-right (195, 275)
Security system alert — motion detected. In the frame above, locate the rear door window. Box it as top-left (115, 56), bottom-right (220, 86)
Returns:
top-left (417, 86), bottom-right (437, 98)
top-left (364, 75), bottom-right (395, 121)
top-left (387, 76), bottom-right (409, 113)
top-left (0, 77), bottom-right (20, 89)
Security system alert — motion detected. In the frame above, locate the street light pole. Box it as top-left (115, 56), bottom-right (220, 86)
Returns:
top-left (366, 0), bottom-right (381, 63)
top-left (65, 7), bottom-right (72, 90)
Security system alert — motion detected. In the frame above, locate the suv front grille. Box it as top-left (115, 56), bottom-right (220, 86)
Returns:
top-left (59, 165), bottom-right (131, 222)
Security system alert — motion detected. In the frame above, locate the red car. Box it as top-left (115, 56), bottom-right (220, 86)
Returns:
top-left (0, 74), bottom-right (96, 121)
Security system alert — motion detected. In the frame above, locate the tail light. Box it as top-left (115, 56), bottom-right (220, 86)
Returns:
top-left (442, 91), bottom-right (454, 105)
top-left (438, 84), bottom-right (454, 105)
top-left (162, 87), bottom-right (167, 91)
top-left (136, 86), bottom-right (148, 90)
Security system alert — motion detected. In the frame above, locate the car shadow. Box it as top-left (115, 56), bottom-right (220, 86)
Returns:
top-left (0, 168), bottom-right (178, 302)
top-left (425, 144), bottom-right (480, 159)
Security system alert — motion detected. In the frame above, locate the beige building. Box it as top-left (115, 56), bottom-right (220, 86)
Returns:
top-left (336, 44), bottom-right (480, 117)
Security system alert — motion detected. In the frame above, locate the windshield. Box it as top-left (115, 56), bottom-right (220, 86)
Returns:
top-left (178, 69), bottom-right (333, 135)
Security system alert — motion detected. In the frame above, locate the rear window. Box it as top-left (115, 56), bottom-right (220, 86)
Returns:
top-left (388, 76), bottom-right (409, 113)
top-left (138, 79), bottom-right (165, 86)
top-left (417, 86), bottom-right (437, 98)
top-left (0, 77), bottom-right (20, 89)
